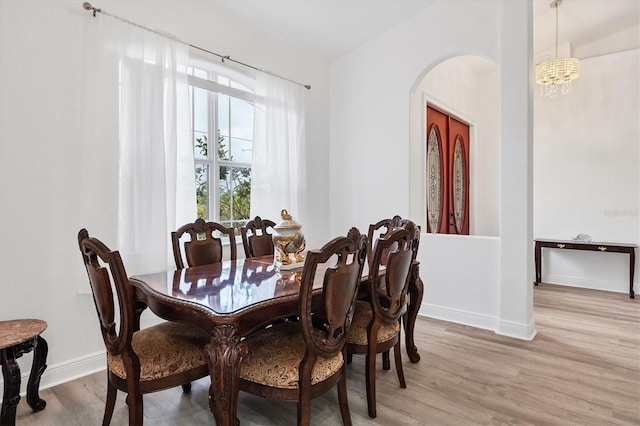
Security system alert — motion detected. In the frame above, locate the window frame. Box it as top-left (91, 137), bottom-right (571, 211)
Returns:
top-left (187, 58), bottom-right (256, 232)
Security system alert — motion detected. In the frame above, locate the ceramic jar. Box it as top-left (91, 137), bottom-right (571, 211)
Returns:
top-left (272, 209), bottom-right (306, 268)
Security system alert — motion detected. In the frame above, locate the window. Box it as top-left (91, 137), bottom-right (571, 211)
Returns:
top-left (188, 58), bottom-right (255, 232)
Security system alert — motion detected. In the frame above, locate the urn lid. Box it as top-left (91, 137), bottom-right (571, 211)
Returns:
top-left (274, 209), bottom-right (302, 231)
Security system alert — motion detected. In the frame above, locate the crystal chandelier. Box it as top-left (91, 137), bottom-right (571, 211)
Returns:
top-left (535, 0), bottom-right (580, 97)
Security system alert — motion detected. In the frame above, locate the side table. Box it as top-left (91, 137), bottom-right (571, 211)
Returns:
top-left (0, 319), bottom-right (48, 426)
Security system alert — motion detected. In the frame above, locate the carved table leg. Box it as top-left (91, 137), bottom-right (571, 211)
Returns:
top-left (1, 348), bottom-right (22, 426)
top-left (26, 336), bottom-right (48, 412)
top-left (205, 325), bottom-right (248, 426)
top-left (403, 261), bottom-right (423, 363)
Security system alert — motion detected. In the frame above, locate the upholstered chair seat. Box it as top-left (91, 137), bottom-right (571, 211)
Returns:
top-left (107, 322), bottom-right (209, 381)
top-left (240, 322), bottom-right (344, 389)
top-left (347, 301), bottom-right (400, 346)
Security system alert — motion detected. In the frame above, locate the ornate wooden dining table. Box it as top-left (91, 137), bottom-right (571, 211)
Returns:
top-left (129, 255), bottom-right (423, 425)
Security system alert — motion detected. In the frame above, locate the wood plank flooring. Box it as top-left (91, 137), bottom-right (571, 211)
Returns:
top-left (14, 283), bottom-right (640, 425)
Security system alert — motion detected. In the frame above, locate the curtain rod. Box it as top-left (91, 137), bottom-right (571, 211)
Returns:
top-left (82, 2), bottom-right (311, 90)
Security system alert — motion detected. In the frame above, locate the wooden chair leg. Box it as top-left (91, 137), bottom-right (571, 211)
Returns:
top-left (382, 350), bottom-right (390, 370)
top-left (297, 398), bottom-right (311, 426)
top-left (297, 363), bottom-right (313, 426)
top-left (102, 380), bottom-right (117, 426)
top-left (346, 352), bottom-right (353, 364)
top-left (337, 365), bottom-right (352, 426)
top-left (394, 339), bottom-right (406, 388)
top-left (365, 352), bottom-right (377, 418)
top-left (181, 383), bottom-right (192, 393)
top-left (127, 393), bottom-right (143, 426)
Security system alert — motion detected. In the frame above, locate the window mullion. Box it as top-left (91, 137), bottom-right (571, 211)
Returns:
top-left (210, 80), bottom-right (219, 223)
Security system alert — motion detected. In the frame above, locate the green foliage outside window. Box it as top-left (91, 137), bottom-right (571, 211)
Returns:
top-left (195, 131), bottom-right (251, 231)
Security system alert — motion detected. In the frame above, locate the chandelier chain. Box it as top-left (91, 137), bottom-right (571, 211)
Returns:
top-left (555, 3), bottom-right (559, 58)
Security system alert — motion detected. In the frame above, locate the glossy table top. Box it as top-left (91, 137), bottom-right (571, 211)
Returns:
top-left (130, 255), bottom-right (328, 315)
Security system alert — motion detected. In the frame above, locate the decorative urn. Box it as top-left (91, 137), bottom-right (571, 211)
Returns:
top-left (272, 209), bottom-right (306, 269)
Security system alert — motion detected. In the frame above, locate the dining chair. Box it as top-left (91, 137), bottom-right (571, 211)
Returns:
top-left (238, 227), bottom-right (368, 426)
top-left (171, 218), bottom-right (237, 269)
top-left (240, 215), bottom-right (276, 258)
top-left (361, 215), bottom-right (421, 362)
top-left (78, 229), bottom-right (210, 426)
top-left (346, 221), bottom-right (420, 418)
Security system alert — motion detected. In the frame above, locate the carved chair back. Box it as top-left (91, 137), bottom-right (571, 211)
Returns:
top-left (299, 227), bottom-right (368, 359)
top-left (171, 218), bottom-right (237, 269)
top-left (240, 216), bottom-right (276, 258)
top-left (367, 215), bottom-right (420, 266)
top-left (369, 221), bottom-right (420, 323)
top-left (77, 229), bottom-right (137, 363)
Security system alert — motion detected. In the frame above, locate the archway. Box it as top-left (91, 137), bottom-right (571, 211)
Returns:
top-left (409, 55), bottom-right (500, 237)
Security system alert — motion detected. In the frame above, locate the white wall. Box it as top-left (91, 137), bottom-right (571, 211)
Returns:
top-left (420, 234), bottom-right (500, 330)
top-left (0, 0), bottom-right (330, 390)
top-left (534, 50), bottom-right (640, 294)
top-left (330, 0), bottom-right (535, 339)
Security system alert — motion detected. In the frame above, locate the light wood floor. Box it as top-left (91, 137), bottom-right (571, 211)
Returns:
top-left (14, 284), bottom-right (640, 425)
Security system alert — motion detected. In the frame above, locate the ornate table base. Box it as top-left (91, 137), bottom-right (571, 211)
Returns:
top-left (404, 261), bottom-right (424, 363)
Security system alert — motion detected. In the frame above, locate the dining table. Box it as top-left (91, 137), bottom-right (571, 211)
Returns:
top-left (129, 254), bottom-right (423, 425)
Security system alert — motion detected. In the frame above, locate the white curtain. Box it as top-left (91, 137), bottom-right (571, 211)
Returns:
top-left (81, 14), bottom-right (195, 275)
top-left (251, 72), bottom-right (307, 226)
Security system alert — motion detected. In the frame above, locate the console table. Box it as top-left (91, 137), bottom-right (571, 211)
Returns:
top-left (534, 239), bottom-right (637, 299)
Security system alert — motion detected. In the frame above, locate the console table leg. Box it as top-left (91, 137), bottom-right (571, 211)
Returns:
top-left (1, 349), bottom-right (21, 426)
top-left (534, 242), bottom-right (541, 286)
top-left (26, 336), bottom-right (48, 412)
top-left (630, 248), bottom-right (635, 299)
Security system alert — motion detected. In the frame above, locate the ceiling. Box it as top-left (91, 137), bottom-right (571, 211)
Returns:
top-left (209, 0), bottom-right (436, 61)
top-left (533, 0), bottom-right (639, 59)
top-left (209, 0), bottom-right (639, 62)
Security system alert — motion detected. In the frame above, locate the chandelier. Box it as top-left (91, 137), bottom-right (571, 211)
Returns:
top-left (535, 0), bottom-right (580, 97)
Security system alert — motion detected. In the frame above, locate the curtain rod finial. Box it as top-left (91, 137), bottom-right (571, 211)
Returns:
top-left (83, 2), bottom-right (101, 17)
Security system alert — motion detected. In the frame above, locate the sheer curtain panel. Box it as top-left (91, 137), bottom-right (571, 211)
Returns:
top-left (81, 14), bottom-right (195, 275)
top-left (251, 72), bottom-right (307, 226)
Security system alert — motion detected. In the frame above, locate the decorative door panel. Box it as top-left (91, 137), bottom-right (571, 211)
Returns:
top-left (448, 116), bottom-right (469, 234)
top-left (426, 105), bottom-right (470, 235)
top-left (425, 107), bottom-right (449, 233)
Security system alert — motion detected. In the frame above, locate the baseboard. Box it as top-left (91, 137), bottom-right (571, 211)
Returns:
top-left (419, 303), bottom-right (537, 340)
top-left (420, 303), bottom-right (498, 332)
top-left (0, 350), bottom-right (106, 395)
top-left (495, 317), bottom-right (537, 341)
top-left (542, 274), bottom-right (631, 294)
